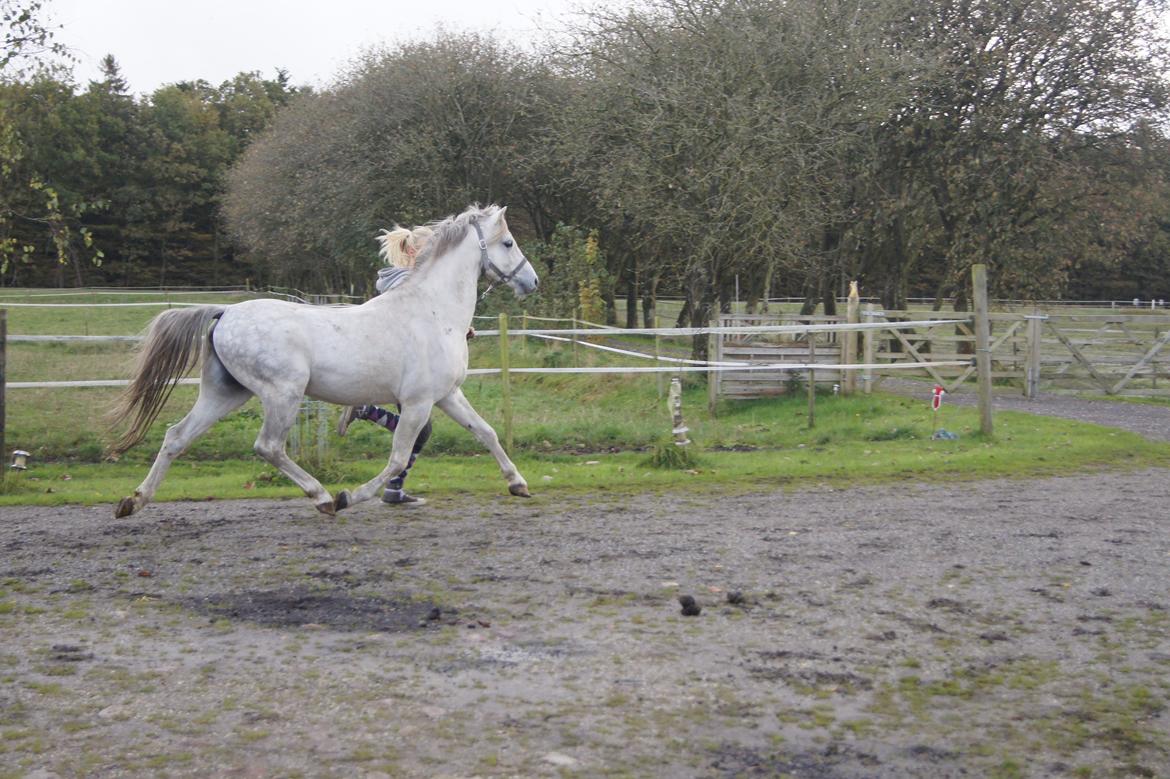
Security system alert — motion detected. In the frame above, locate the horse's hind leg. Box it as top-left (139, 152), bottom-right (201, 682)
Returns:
top-left (252, 393), bottom-right (336, 515)
top-left (436, 389), bottom-right (529, 497)
top-left (116, 362), bottom-right (252, 518)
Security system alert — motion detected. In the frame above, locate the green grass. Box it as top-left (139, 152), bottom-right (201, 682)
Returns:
top-left (3, 384), bottom-right (1168, 506)
top-left (3, 291), bottom-right (1170, 507)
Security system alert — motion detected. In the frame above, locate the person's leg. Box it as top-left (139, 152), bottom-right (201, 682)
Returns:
top-left (361, 405), bottom-right (400, 431)
top-left (383, 417), bottom-right (432, 504)
top-left (339, 404), bottom-right (401, 436)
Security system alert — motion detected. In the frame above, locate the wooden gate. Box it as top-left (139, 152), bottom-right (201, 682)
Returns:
top-left (710, 314), bottom-right (843, 399)
top-left (1037, 313), bottom-right (1170, 395)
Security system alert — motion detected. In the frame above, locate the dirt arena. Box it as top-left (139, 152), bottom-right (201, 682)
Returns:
top-left (2, 465), bottom-right (1168, 777)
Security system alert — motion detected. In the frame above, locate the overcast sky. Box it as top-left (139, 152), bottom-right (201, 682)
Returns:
top-left (47, 0), bottom-right (598, 95)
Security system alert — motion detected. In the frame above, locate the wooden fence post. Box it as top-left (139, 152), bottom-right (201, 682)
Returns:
top-left (862, 304), bottom-right (875, 395)
top-left (843, 282), bottom-right (859, 395)
top-left (707, 318), bottom-right (719, 416)
top-left (1, 309), bottom-right (6, 472)
top-left (807, 331), bottom-right (816, 428)
top-left (520, 310), bottom-right (528, 357)
top-left (655, 314), bottom-right (664, 399)
top-left (498, 312), bottom-right (513, 451)
top-left (1025, 312), bottom-right (1044, 399)
top-left (571, 307), bottom-right (579, 368)
top-left (972, 264), bottom-right (994, 436)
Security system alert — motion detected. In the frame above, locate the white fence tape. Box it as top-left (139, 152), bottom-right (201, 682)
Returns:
top-left (8, 362), bottom-right (970, 389)
top-left (9, 335), bottom-right (142, 342)
top-left (6, 317), bottom-right (972, 389)
top-left (0, 301), bottom-right (205, 308)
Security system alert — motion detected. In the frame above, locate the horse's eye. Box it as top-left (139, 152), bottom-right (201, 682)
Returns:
top-left (503, 239), bottom-right (514, 248)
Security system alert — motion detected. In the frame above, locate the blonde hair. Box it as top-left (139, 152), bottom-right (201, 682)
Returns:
top-left (375, 224), bottom-right (434, 269)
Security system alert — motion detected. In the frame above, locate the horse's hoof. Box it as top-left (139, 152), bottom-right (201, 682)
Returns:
top-left (333, 491), bottom-right (350, 512)
top-left (315, 500), bottom-right (336, 516)
top-left (114, 497), bottom-right (137, 518)
top-left (509, 483), bottom-right (531, 498)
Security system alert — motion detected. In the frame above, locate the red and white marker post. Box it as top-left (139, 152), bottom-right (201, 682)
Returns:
top-left (931, 384), bottom-right (946, 431)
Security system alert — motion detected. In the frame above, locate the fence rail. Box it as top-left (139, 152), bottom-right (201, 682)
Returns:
top-left (18, 267), bottom-right (1167, 451)
top-left (5, 318), bottom-right (969, 389)
top-left (0, 270), bottom-right (1006, 449)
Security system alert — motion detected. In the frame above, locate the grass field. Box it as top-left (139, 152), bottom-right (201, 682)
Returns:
top-left (4, 290), bottom-right (1170, 507)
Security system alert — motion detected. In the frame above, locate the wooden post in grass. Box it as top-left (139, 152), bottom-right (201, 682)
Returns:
top-left (521, 310), bottom-right (528, 357)
top-left (862, 303), bottom-right (876, 395)
top-left (498, 312), bottom-right (513, 451)
top-left (1025, 311), bottom-right (1043, 399)
top-left (655, 314), bottom-right (664, 399)
top-left (972, 264), bottom-right (994, 436)
top-left (571, 306), bottom-right (579, 368)
top-left (0, 309), bottom-right (6, 471)
top-left (707, 318), bottom-right (719, 416)
top-left (669, 377), bottom-right (690, 446)
top-left (807, 330), bottom-right (816, 428)
top-left (843, 281), bottom-right (859, 395)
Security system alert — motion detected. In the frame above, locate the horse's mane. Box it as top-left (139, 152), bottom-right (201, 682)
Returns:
top-left (414, 204), bottom-right (507, 268)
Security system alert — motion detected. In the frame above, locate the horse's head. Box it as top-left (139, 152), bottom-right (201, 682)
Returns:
top-left (472, 206), bottom-right (539, 298)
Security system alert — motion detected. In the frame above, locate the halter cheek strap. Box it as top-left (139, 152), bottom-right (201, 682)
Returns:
top-left (471, 216), bottom-right (529, 300)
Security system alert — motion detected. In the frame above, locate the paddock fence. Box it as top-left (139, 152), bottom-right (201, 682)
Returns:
top-left (0, 300), bottom-right (980, 461)
top-left (9, 266), bottom-right (1167, 462)
top-left (5, 283), bottom-right (1166, 405)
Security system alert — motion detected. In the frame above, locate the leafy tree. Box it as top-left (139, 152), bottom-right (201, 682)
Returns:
top-left (851, 0), bottom-right (1170, 308)
top-left (555, 0), bottom-right (908, 352)
top-left (1, 50), bottom-right (299, 286)
top-left (224, 33), bottom-right (572, 291)
top-left (1, 0), bottom-right (94, 278)
top-left (1, 0), bottom-right (68, 75)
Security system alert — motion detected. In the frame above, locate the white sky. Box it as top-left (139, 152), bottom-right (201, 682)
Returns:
top-left (47, 0), bottom-right (598, 95)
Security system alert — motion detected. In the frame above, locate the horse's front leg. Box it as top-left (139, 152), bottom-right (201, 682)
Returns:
top-left (334, 402), bottom-right (432, 510)
top-left (436, 388), bottom-right (529, 497)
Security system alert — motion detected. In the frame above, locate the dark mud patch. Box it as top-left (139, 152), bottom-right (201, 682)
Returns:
top-left (710, 742), bottom-right (881, 778)
top-left (190, 587), bottom-right (440, 632)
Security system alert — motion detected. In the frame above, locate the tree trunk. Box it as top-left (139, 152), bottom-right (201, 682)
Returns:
top-left (821, 272), bottom-right (837, 316)
top-left (953, 283), bottom-right (972, 354)
top-left (799, 274), bottom-right (818, 315)
top-left (690, 282), bottom-right (714, 363)
top-left (761, 261), bottom-right (776, 313)
top-left (213, 227), bottom-right (221, 287)
top-left (625, 264), bottom-right (638, 329)
top-left (642, 272), bottom-right (659, 328)
top-left (675, 296), bottom-right (692, 328)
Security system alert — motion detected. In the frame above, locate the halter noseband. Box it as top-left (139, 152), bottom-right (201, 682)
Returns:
top-left (471, 216), bottom-right (529, 299)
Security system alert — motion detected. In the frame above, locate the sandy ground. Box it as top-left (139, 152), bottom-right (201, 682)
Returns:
top-left (2, 464), bottom-right (1169, 778)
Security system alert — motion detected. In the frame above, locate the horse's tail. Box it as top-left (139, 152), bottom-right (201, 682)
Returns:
top-left (107, 305), bottom-right (227, 455)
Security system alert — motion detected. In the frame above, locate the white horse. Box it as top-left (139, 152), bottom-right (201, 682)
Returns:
top-left (110, 204), bottom-right (538, 518)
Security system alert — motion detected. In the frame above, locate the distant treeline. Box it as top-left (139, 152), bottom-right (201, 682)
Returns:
top-left (1, 55), bottom-right (299, 289)
top-left (4, 0), bottom-right (1170, 326)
